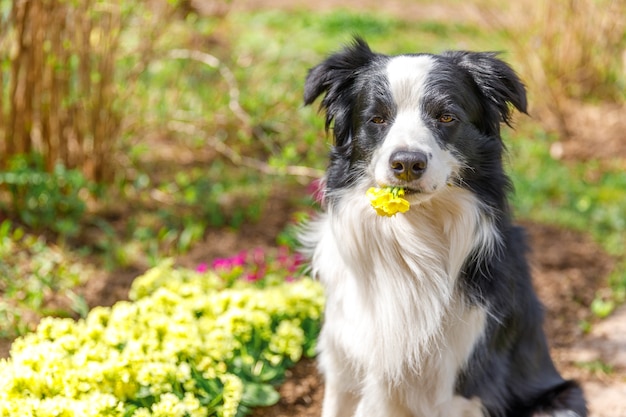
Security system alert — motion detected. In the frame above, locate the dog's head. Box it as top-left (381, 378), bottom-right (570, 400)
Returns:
top-left (305, 38), bottom-right (527, 205)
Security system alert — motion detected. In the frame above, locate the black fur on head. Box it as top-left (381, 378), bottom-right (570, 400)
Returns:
top-left (305, 39), bottom-right (528, 143)
top-left (304, 38), bottom-right (379, 149)
top-left (301, 38), bottom-right (586, 417)
top-left (441, 51), bottom-right (527, 133)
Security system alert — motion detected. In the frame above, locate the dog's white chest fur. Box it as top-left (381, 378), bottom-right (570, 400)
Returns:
top-left (303, 37), bottom-right (586, 417)
top-left (305, 187), bottom-right (496, 416)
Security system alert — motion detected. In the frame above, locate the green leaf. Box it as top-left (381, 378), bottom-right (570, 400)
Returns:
top-left (67, 290), bottom-right (90, 318)
top-left (591, 298), bottom-right (615, 319)
top-left (257, 364), bottom-right (281, 383)
top-left (241, 382), bottom-right (280, 407)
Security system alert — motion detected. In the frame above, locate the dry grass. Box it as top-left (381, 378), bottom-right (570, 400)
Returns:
top-left (1, 0), bottom-right (120, 181)
top-left (475, 0), bottom-right (625, 136)
top-left (0, 0), bottom-right (180, 182)
top-left (1, 0), bottom-right (623, 181)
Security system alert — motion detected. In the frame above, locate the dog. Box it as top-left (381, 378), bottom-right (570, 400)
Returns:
top-left (300, 38), bottom-right (587, 417)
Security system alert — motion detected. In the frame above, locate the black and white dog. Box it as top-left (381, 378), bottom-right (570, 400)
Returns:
top-left (301, 38), bottom-right (587, 417)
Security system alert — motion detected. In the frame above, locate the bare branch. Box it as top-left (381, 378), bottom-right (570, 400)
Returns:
top-left (168, 120), bottom-right (323, 180)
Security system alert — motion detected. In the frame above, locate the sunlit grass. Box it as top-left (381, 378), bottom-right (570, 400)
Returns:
top-left (506, 123), bottom-right (626, 308)
top-left (224, 9), bottom-right (625, 251)
top-left (507, 124), bottom-right (625, 257)
top-left (130, 8), bottom-right (625, 304)
top-left (1, 3), bottom-right (623, 339)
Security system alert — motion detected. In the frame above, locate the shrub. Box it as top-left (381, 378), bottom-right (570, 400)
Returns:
top-left (0, 154), bottom-right (93, 237)
top-left (0, 0), bottom-right (185, 182)
top-left (0, 250), bottom-right (324, 417)
top-left (0, 220), bottom-right (90, 338)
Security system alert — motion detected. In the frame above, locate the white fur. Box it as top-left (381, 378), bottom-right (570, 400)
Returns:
top-left (302, 55), bottom-right (502, 417)
top-left (372, 56), bottom-right (462, 200)
top-left (386, 56), bottom-right (434, 110)
top-left (303, 178), bottom-right (500, 417)
top-left (304, 46), bottom-right (584, 417)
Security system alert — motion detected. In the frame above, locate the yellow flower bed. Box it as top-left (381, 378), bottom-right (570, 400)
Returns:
top-left (366, 187), bottom-right (411, 217)
top-left (0, 258), bottom-right (324, 417)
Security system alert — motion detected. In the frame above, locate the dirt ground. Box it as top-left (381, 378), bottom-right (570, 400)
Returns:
top-left (242, 221), bottom-right (626, 417)
top-left (233, 1), bottom-right (625, 414)
top-left (2, 1), bottom-right (624, 415)
top-left (73, 207), bottom-right (625, 417)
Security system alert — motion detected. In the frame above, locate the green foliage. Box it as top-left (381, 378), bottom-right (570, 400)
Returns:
top-left (507, 126), bottom-right (626, 312)
top-left (0, 256), bottom-right (324, 417)
top-left (164, 165), bottom-right (266, 230)
top-left (575, 359), bottom-right (614, 376)
top-left (0, 220), bottom-right (90, 338)
top-left (310, 11), bottom-right (398, 37)
top-left (590, 298), bottom-right (615, 319)
top-left (0, 154), bottom-right (93, 237)
top-left (0, 0), bottom-right (623, 355)
top-left (102, 162), bottom-right (270, 268)
top-left (508, 129), bottom-right (626, 257)
top-left (276, 211), bottom-right (314, 250)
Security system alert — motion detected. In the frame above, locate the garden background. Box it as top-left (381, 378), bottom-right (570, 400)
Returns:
top-left (0, 0), bottom-right (625, 416)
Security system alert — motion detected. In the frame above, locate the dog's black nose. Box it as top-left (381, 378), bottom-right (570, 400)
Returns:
top-left (389, 151), bottom-right (428, 181)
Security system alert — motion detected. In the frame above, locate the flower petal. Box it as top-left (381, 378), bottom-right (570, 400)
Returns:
top-left (367, 187), bottom-right (411, 216)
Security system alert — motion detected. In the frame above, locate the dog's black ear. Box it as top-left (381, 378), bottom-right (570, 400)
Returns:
top-left (443, 51), bottom-right (527, 127)
top-left (304, 37), bottom-right (377, 145)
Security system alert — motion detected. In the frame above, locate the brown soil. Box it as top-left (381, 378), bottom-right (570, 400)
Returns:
top-left (1, 1), bottom-right (624, 415)
top-left (69, 204), bottom-right (624, 417)
top-left (248, 220), bottom-right (623, 417)
top-left (4, 191), bottom-right (618, 415)
top-left (546, 102), bottom-right (626, 166)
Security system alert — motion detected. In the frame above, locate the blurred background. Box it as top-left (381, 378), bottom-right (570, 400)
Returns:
top-left (0, 0), bottom-right (625, 412)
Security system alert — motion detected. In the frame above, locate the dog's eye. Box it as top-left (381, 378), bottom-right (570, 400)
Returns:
top-left (438, 114), bottom-right (455, 123)
top-left (370, 116), bottom-right (386, 125)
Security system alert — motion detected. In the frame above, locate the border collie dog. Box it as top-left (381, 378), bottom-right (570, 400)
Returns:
top-left (301, 38), bottom-right (587, 417)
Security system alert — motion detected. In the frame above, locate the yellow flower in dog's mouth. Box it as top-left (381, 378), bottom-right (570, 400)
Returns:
top-left (366, 186), bottom-right (411, 217)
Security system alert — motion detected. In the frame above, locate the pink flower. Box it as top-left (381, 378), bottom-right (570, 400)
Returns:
top-left (199, 247), bottom-right (305, 284)
top-left (231, 251), bottom-right (247, 267)
top-left (196, 263), bottom-right (209, 273)
top-left (211, 258), bottom-right (232, 270)
top-left (277, 246), bottom-right (290, 265)
top-left (308, 178), bottom-right (326, 205)
top-left (252, 248), bottom-right (265, 265)
top-left (292, 252), bottom-right (304, 266)
top-left (245, 272), bottom-right (260, 282)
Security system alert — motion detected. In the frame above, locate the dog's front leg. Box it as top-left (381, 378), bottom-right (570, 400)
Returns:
top-left (353, 379), bottom-right (412, 417)
top-left (318, 342), bottom-right (360, 417)
top-left (321, 380), bottom-right (359, 417)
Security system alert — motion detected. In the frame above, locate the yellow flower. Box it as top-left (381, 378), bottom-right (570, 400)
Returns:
top-left (268, 320), bottom-right (305, 363)
top-left (0, 260), bottom-right (325, 417)
top-left (366, 187), bottom-right (411, 217)
top-left (220, 374), bottom-right (244, 417)
top-left (151, 392), bottom-right (193, 417)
